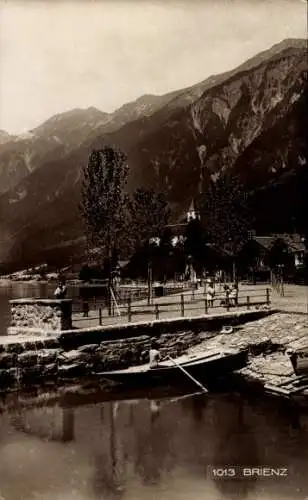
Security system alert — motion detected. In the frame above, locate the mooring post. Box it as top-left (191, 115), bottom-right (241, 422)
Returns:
top-left (204, 298), bottom-right (208, 314)
top-left (99, 308), bottom-right (102, 326)
top-left (127, 297), bottom-right (132, 322)
top-left (266, 288), bottom-right (270, 305)
top-left (181, 294), bottom-right (185, 317)
top-left (247, 296), bottom-right (250, 310)
top-left (155, 304), bottom-right (159, 320)
top-left (226, 292), bottom-right (230, 312)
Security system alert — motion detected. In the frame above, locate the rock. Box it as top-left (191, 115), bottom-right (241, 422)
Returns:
top-left (18, 351), bottom-right (39, 367)
top-left (0, 367), bottom-right (20, 387)
top-left (42, 363), bottom-right (58, 377)
top-left (58, 363), bottom-right (85, 378)
top-left (5, 343), bottom-right (24, 354)
top-left (38, 349), bottom-right (59, 364)
top-left (78, 344), bottom-right (100, 353)
top-left (59, 349), bottom-right (86, 364)
top-left (0, 352), bottom-right (17, 369)
top-left (21, 366), bottom-right (43, 384)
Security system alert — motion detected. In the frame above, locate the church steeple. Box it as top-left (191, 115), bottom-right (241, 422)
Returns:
top-left (187, 199), bottom-right (199, 222)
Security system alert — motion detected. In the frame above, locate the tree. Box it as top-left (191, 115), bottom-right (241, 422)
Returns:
top-left (265, 237), bottom-right (293, 271)
top-left (200, 173), bottom-right (251, 280)
top-left (128, 188), bottom-right (170, 250)
top-left (80, 146), bottom-right (129, 313)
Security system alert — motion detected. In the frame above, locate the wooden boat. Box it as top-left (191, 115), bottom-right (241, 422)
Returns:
top-left (96, 349), bottom-right (248, 388)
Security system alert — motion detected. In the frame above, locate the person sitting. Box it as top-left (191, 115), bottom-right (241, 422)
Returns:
top-left (149, 339), bottom-right (161, 369)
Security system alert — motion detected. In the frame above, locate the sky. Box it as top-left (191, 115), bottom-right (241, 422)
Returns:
top-left (0, 0), bottom-right (306, 134)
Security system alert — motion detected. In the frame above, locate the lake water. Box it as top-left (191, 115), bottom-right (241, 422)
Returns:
top-left (0, 390), bottom-right (307, 500)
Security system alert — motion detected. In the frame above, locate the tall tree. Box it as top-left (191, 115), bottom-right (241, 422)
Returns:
top-left (200, 173), bottom-right (250, 278)
top-left (128, 188), bottom-right (170, 250)
top-left (128, 188), bottom-right (170, 298)
top-left (265, 237), bottom-right (293, 271)
top-left (80, 146), bottom-right (129, 313)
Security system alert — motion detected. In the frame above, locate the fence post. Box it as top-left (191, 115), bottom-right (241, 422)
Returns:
top-left (247, 296), bottom-right (250, 310)
top-left (266, 288), bottom-right (270, 305)
top-left (99, 308), bottom-right (102, 326)
top-left (127, 298), bottom-right (132, 322)
top-left (204, 298), bottom-right (208, 314)
top-left (226, 292), bottom-right (230, 312)
top-left (181, 294), bottom-right (185, 317)
top-left (155, 304), bottom-right (159, 320)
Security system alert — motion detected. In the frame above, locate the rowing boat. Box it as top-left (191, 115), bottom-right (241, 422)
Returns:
top-left (96, 348), bottom-right (248, 388)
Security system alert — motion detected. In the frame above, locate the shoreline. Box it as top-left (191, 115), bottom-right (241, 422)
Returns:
top-left (1, 309), bottom-right (308, 412)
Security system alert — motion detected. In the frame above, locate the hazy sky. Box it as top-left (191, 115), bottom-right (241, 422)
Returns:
top-left (0, 0), bottom-right (306, 134)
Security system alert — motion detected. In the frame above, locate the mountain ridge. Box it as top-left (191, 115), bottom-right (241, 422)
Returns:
top-left (0, 38), bottom-right (307, 271)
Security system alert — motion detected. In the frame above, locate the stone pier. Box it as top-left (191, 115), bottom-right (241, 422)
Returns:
top-left (8, 298), bottom-right (73, 335)
top-left (0, 309), bottom-right (273, 392)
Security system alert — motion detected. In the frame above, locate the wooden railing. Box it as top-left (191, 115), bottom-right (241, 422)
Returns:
top-left (72, 287), bottom-right (271, 327)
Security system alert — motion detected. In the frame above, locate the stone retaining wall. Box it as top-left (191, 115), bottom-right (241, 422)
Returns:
top-left (0, 308), bottom-right (274, 392)
top-left (9, 299), bottom-right (72, 334)
top-left (0, 331), bottom-right (202, 391)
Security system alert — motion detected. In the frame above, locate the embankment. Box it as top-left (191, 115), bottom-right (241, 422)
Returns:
top-left (0, 309), bottom-right (273, 392)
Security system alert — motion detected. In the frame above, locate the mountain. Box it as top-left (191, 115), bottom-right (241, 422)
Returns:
top-left (0, 38), bottom-right (307, 271)
top-left (0, 96), bottom-right (178, 196)
top-left (0, 130), bottom-right (14, 145)
top-left (0, 108), bottom-right (108, 195)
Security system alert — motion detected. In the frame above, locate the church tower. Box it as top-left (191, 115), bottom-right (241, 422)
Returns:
top-left (186, 199), bottom-right (200, 222)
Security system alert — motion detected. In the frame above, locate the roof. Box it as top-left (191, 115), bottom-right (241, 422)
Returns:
top-left (253, 234), bottom-right (305, 253)
top-left (165, 222), bottom-right (187, 237)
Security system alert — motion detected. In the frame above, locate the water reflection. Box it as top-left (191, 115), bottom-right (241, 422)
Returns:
top-left (0, 391), bottom-right (307, 499)
top-left (210, 397), bottom-right (260, 499)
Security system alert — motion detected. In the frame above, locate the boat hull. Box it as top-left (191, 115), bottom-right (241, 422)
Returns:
top-left (98, 350), bottom-right (248, 388)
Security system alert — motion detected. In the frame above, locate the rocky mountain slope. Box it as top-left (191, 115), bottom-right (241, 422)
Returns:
top-left (0, 38), bottom-right (306, 271)
top-left (0, 94), bottom-right (180, 196)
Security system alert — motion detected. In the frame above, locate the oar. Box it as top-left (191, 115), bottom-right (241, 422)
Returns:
top-left (166, 355), bottom-right (209, 393)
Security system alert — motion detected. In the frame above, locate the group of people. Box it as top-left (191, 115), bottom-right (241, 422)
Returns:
top-left (205, 278), bottom-right (238, 308)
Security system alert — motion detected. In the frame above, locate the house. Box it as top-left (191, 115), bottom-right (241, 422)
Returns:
top-left (241, 233), bottom-right (305, 270)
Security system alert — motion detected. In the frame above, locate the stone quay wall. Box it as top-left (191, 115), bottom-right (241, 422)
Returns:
top-left (0, 331), bottom-right (203, 391)
top-left (0, 309), bottom-right (274, 392)
top-left (9, 299), bottom-right (73, 334)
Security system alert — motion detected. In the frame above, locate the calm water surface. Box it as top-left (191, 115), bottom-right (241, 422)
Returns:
top-left (0, 391), bottom-right (307, 500)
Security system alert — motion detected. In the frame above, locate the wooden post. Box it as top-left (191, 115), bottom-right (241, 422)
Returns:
top-left (99, 308), bottom-right (102, 326)
top-left (94, 296), bottom-right (96, 310)
top-left (181, 294), bottom-right (185, 317)
top-left (247, 296), bottom-right (250, 310)
top-left (204, 299), bottom-right (208, 314)
top-left (127, 297), bottom-right (132, 322)
top-left (147, 259), bottom-right (152, 305)
top-left (226, 292), bottom-right (230, 312)
top-left (155, 304), bottom-right (159, 320)
top-left (266, 288), bottom-right (270, 305)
